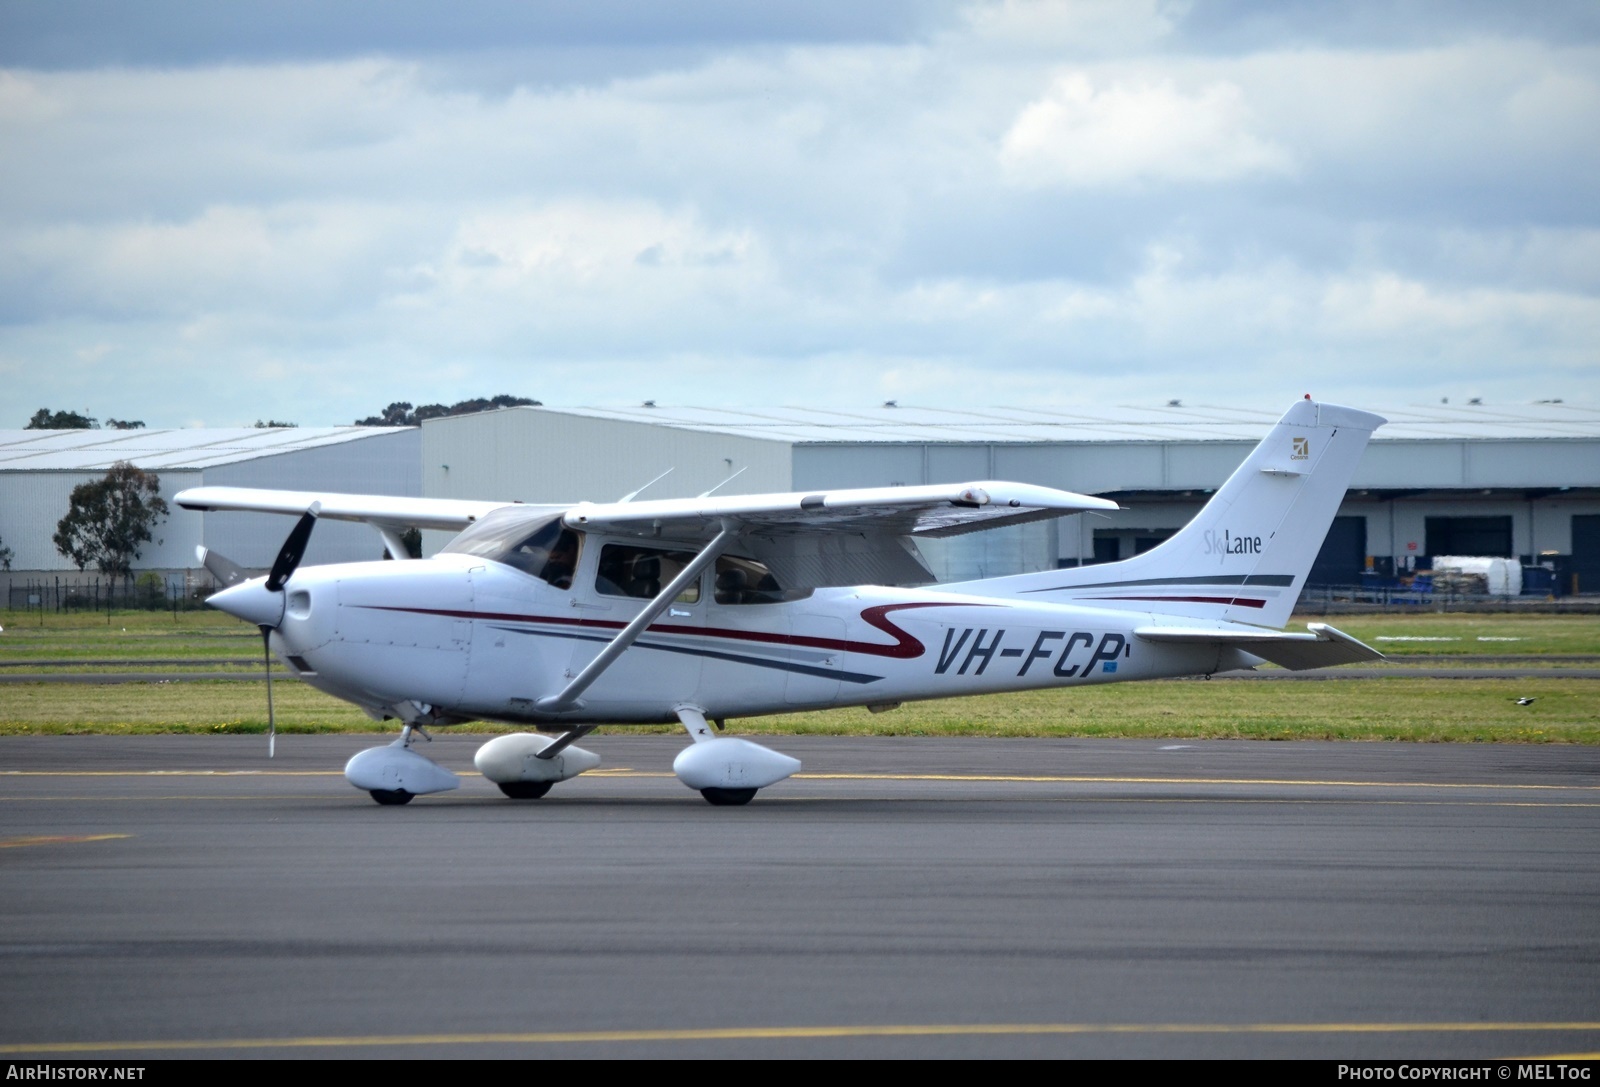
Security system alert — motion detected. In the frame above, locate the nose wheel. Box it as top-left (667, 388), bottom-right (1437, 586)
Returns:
top-left (369, 789), bottom-right (414, 806)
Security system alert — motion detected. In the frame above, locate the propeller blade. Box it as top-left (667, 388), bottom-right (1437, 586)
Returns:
top-left (261, 625), bottom-right (276, 758)
top-left (196, 545), bottom-right (248, 589)
top-left (266, 503), bottom-right (321, 592)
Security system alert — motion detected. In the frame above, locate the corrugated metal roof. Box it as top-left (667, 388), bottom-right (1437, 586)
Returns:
top-left (0, 427), bottom-right (396, 471)
top-left (491, 402), bottom-right (1600, 444)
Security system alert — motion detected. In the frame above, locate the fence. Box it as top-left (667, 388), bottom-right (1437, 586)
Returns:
top-left (1295, 581), bottom-right (1597, 614)
top-left (5, 573), bottom-right (219, 615)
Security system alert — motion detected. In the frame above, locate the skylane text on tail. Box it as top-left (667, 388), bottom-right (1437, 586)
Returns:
top-left (177, 397), bottom-right (1385, 806)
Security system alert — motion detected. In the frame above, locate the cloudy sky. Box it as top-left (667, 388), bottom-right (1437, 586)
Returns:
top-left (1, 0), bottom-right (1596, 427)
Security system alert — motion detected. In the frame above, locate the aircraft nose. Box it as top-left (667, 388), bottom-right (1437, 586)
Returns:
top-left (208, 578), bottom-right (285, 628)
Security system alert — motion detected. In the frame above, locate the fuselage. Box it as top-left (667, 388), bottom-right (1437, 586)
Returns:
top-left (238, 543), bottom-right (1257, 727)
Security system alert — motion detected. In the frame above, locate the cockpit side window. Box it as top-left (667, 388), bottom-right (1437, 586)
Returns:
top-left (502, 522), bottom-right (582, 588)
top-left (712, 555), bottom-right (811, 605)
top-left (595, 544), bottom-right (701, 603)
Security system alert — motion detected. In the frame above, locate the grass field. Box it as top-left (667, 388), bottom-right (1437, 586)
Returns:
top-left (1, 608), bottom-right (1596, 741)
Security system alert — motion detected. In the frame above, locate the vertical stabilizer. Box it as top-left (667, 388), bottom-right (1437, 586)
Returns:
top-left (947, 399), bottom-right (1386, 629)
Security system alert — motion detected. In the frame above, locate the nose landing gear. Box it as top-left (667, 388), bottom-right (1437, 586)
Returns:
top-left (345, 722), bottom-right (461, 805)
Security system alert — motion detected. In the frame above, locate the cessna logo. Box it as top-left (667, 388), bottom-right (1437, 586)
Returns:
top-left (1204, 528), bottom-right (1261, 558)
top-left (1291, 436), bottom-right (1309, 460)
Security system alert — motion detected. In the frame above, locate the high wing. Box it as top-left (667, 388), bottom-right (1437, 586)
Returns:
top-left (1133, 622), bottom-right (1383, 671)
top-left (174, 486), bottom-right (526, 531)
top-left (565, 482), bottom-right (1120, 587)
top-left (177, 481), bottom-right (1118, 589)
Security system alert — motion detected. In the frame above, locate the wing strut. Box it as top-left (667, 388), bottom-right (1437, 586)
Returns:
top-left (535, 522), bottom-right (739, 714)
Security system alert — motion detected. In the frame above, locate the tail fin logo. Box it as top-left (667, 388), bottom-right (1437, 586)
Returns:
top-left (1291, 437), bottom-right (1309, 460)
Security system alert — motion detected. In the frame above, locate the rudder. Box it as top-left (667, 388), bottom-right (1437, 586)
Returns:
top-left (950, 399), bottom-right (1386, 629)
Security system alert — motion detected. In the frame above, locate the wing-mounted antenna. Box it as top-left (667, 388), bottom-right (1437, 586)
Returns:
top-left (617, 468), bottom-right (673, 504)
top-left (698, 466), bottom-right (747, 498)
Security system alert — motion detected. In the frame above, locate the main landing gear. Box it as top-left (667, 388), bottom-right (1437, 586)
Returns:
top-left (671, 706), bottom-right (800, 806)
top-left (496, 781), bottom-right (553, 800)
top-left (474, 731), bottom-right (601, 799)
top-left (700, 787), bottom-right (759, 807)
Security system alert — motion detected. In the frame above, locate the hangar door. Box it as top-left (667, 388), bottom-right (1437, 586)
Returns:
top-left (1306, 516), bottom-right (1365, 587)
top-left (1573, 515), bottom-right (1600, 596)
top-left (1426, 516), bottom-right (1512, 558)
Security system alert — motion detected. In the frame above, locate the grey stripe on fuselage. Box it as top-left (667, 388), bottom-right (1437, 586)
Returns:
top-left (1022, 573), bottom-right (1296, 594)
top-left (489, 624), bottom-right (884, 684)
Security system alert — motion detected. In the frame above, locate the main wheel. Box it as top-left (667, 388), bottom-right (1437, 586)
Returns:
top-left (369, 789), bottom-right (413, 806)
top-left (700, 787), bottom-right (757, 806)
top-left (498, 781), bottom-right (552, 800)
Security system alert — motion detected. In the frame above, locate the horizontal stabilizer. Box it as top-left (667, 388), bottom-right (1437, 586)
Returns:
top-left (1133, 622), bottom-right (1383, 671)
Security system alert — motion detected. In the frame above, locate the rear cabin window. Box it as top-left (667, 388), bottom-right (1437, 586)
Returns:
top-left (595, 544), bottom-right (701, 603)
top-left (713, 556), bottom-right (810, 605)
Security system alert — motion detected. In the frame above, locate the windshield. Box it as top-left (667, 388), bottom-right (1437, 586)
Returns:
top-left (440, 507), bottom-right (582, 588)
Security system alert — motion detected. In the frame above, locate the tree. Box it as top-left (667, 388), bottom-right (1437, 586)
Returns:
top-left (105, 418), bottom-right (146, 430)
top-left (254, 420), bottom-right (297, 428)
top-left (27, 408), bottom-right (98, 429)
top-left (355, 394), bottom-right (540, 426)
top-left (0, 535), bottom-right (12, 571)
top-left (52, 462), bottom-right (170, 578)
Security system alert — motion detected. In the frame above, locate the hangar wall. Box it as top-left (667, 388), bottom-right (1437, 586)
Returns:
top-left (0, 468), bottom-right (205, 572)
top-left (792, 435), bottom-right (1600, 584)
top-left (0, 428), bottom-right (419, 593)
top-left (203, 430), bottom-right (421, 568)
top-left (419, 407), bottom-right (792, 554)
top-left (6, 406), bottom-right (1595, 596)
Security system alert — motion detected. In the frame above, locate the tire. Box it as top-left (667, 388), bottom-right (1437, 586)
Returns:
top-left (700, 787), bottom-right (757, 806)
top-left (497, 781), bottom-right (553, 800)
top-left (369, 789), bottom-right (413, 806)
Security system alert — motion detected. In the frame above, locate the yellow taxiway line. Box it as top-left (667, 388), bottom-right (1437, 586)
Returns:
top-left (4, 1021), bottom-right (1599, 1055)
top-left (0, 834), bottom-right (130, 848)
top-left (3, 769), bottom-right (1596, 791)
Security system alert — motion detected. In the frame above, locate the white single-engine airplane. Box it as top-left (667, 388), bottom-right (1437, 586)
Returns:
top-left (176, 398), bottom-right (1385, 806)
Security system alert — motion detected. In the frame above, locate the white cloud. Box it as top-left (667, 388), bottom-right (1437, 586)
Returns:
top-left (0, 5), bottom-right (1595, 426)
top-left (1000, 72), bottom-right (1293, 187)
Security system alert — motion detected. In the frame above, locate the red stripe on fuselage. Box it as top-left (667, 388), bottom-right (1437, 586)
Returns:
top-left (359, 600), bottom-right (994, 659)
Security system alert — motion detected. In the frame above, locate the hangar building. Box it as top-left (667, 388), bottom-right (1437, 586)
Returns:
top-left (419, 401), bottom-right (1600, 592)
top-left (0, 426), bottom-right (418, 595)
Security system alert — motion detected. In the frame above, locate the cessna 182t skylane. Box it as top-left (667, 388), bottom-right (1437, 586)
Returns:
top-left (177, 398), bottom-right (1385, 807)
